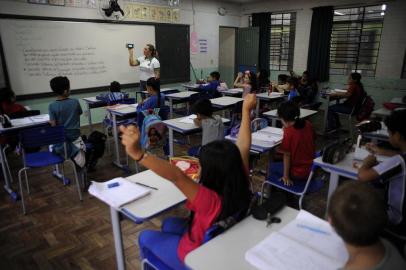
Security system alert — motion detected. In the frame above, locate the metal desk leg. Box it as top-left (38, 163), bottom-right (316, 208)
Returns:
top-left (325, 172), bottom-right (339, 215)
top-left (323, 96), bottom-right (331, 135)
top-left (255, 98), bottom-right (260, 117)
top-left (169, 99), bottom-right (174, 119)
top-left (169, 128), bottom-right (174, 157)
top-left (110, 207), bottom-right (126, 270)
top-left (0, 144), bottom-right (18, 200)
top-left (87, 103), bottom-right (93, 133)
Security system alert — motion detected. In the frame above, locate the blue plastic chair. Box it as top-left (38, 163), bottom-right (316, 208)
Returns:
top-left (18, 126), bottom-right (82, 214)
top-left (140, 223), bottom-right (228, 270)
top-left (261, 152), bottom-right (324, 209)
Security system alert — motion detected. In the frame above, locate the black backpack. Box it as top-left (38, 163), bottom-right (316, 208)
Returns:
top-left (83, 131), bottom-right (107, 171)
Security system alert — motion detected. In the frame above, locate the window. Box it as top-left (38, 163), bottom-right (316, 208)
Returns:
top-left (270, 13), bottom-right (296, 71)
top-left (330, 5), bottom-right (386, 77)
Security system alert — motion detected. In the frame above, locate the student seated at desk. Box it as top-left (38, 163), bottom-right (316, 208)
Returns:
top-left (271, 74), bottom-right (290, 94)
top-left (97, 81), bottom-right (129, 103)
top-left (234, 70), bottom-right (258, 98)
top-left (187, 99), bottom-right (224, 157)
top-left (137, 77), bottom-right (165, 127)
top-left (328, 182), bottom-right (406, 270)
top-left (270, 101), bottom-right (314, 186)
top-left (0, 88), bottom-right (27, 115)
top-left (327, 72), bottom-right (365, 131)
top-left (48, 76), bottom-right (85, 166)
top-left (119, 94), bottom-right (256, 267)
top-left (197, 71), bottom-right (221, 98)
top-left (358, 109), bottom-right (406, 252)
top-left (291, 70), bottom-right (318, 105)
top-left (286, 77), bottom-right (299, 101)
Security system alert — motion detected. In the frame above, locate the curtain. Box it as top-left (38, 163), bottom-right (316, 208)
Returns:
top-left (252, 12), bottom-right (271, 72)
top-left (307, 6), bottom-right (333, 82)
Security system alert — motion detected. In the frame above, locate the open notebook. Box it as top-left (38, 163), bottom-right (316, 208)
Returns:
top-left (252, 127), bottom-right (283, 145)
top-left (89, 178), bottom-right (151, 208)
top-left (245, 210), bottom-right (348, 270)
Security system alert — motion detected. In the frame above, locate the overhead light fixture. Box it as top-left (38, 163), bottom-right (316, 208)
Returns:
top-left (381, 4), bottom-right (386, 11)
top-left (381, 11), bottom-right (385, 16)
top-left (168, 0), bottom-right (180, 7)
top-left (334, 11), bottom-right (345, 15)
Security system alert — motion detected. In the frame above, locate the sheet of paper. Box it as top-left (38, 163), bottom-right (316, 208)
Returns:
top-left (251, 132), bottom-right (282, 145)
top-left (257, 127), bottom-right (284, 136)
top-left (83, 97), bottom-right (98, 102)
top-left (179, 114), bottom-right (197, 124)
top-left (245, 210), bottom-right (348, 270)
top-left (88, 178), bottom-right (151, 208)
top-left (333, 89), bottom-right (347, 93)
top-left (10, 117), bottom-right (33, 126)
top-left (353, 147), bottom-right (389, 162)
top-left (29, 114), bottom-right (50, 123)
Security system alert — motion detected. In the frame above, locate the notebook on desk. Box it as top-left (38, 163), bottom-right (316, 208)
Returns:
top-left (245, 210), bottom-right (348, 270)
top-left (89, 178), bottom-right (151, 208)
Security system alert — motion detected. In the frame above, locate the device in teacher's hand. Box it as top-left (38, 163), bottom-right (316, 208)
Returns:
top-left (126, 43), bottom-right (134, 49)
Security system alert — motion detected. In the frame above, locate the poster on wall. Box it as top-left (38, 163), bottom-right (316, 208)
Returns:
top-left (190, 31), bottom-right (199, 55)
top-left (125, 3), bottom-right (180, 23)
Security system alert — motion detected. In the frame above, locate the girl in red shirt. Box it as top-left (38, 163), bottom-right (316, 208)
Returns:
top-left (0, 88), bottom-right (27, 116)
top-left (271, 101), bottom-right (315, 186)
top-left (120, 94), bottom-right (256, 269)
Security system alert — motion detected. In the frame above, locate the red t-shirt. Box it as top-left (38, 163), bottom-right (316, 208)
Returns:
top-left (177, 185), bottom-right (222, 262)
top-left (344, 82), bottom-right (363, 107)
top-left (1, 102), bottom-right (27, 115)
top-left (279, 121), bottom-right (315, 179)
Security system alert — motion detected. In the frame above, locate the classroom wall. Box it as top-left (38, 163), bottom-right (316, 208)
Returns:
top-left (240, 0), bottom-right (406, 106)
top-left (0, 0), bottom-right (243, 125)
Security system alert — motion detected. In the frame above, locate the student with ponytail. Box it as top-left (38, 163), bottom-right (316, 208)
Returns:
top-left (270, 101), bottom-right (315, 186)
top-left (327, 72), bottom-right (365, 131)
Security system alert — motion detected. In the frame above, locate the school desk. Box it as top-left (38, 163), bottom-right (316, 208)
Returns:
top-left (390, 97), bottom-right (406, 105)
top-left (0, 114), bottom-right (50, 200)
top-left (140, 87), bottom-right (179, 97)
top-left (362, 123), bottom-right (389, 143)
top-left (313, 151), bottom-right (358, 214)
top-left (182, 83), bottom-right (206, 90)
top-left (101, 170), bottom-right (186, 270)
top-left (82, 96), bottom-right (108, 133)
top-left (263, 108), bottom-right (318, 126)
top-left (106, 104), bottom-right (138, 171)
top-left (163, 116), bottom-right (230, 157)
top-left (255, 92), bottom-right (286, 116)
top-left (372, 107), bottom-right (391, 118)
top-left (166, 91), bottom-right (199, 118)
top-left (218, 88), bottom-right (243, 97)
top-left (225, 127), bottom-right (283, 154)
top-left (185, 206), bottom-right (298, 270)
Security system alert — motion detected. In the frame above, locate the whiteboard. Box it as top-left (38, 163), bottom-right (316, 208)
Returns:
top-left (0, 19), bottom-right (155, 96)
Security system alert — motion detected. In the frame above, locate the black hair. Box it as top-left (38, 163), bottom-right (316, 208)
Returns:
top-left (277, 101), bottom-right (305, 129)
top-left (110, 81), bottom-right (121, 93)
top-left (192, 98), bottom-right (213, 117)
top-left (248, 71), bottom-right (258, 93)
top-left (146, 77), bottom-right (161, 108)
top-left (0, 87), bottom-right (15, 104)
top-left (146, 44), bottom-right (156, 57)
top-left (350, 72), bottom-right (364, 93)
top-left (287, 77), bottom-right (299, 89)
top-left (50, 76), bottom-right (70, 95)
top-left (384, 108), bottom-right (406, 139)
top-left (210, 71), bottom-right (220, 81)
top-left (199, 140), bottom-right (251, 221)
top-left (278, 74), bottom-right (288, 84)
top-left (258, 69), bottom-right (270, 88)
top-left (328, 182), bottom-right (387, 246)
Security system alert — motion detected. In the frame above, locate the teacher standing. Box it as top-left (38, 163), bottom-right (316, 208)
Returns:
top-left (128, 44), bottom-right (160, 91)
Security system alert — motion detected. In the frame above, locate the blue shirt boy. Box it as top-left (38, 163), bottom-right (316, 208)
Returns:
top-left (49, 98), bottom-right (82, 141)
top-left (198, 80), bottom-right (220, 98)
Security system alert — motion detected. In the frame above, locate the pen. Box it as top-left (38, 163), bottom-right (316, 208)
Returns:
top-left (135, 182), bottom-right (158, 190)
top-left (296, 224), bottom-right (330, 235)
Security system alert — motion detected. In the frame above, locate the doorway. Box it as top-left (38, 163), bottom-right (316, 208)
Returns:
top-left (219, 27), bottom-right (236, 88)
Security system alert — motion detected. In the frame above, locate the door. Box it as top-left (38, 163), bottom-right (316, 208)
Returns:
top-left (219, 27), bottom-right (236, 88)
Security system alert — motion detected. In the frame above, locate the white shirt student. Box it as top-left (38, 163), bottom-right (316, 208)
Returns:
top-left (128, 44), bottom-right (160, 91)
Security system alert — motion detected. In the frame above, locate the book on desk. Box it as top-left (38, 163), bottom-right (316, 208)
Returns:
top-left (245, 210), bottom-right (348, 270)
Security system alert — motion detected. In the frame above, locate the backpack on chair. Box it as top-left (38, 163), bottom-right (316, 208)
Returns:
top-left (357, 95), bottom-right (375, 121)
top-left (83, 131), bottom-right (107, 171)
top-left (141, 108), bottom-right (167, 149)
